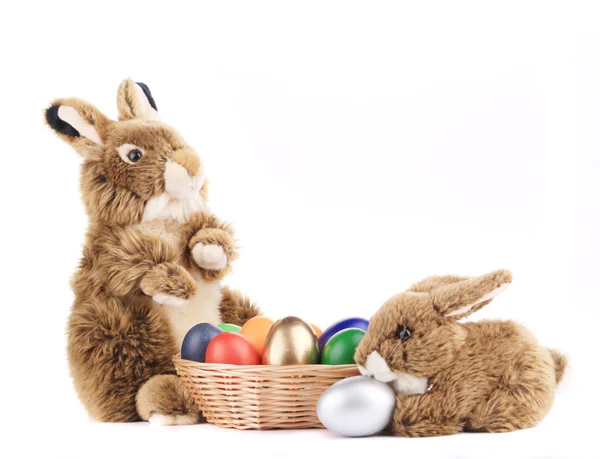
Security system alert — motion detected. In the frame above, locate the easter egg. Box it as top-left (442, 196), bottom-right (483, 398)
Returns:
top-left (262, 316), bottom-right (320, 365)
top-left (240, 316), bottom-right (275, 354)
top-left (218, 323), bottom-right (241, 333)
top-left (310, 323), bottom-right (323, 338)
top-left (205, 332), bottom-right (261, 365)
top-left (321, 328), bottom-right (365, 365)
top-left (318, 317), bottom-right (369, 349)
top-left (317, 375), bottom-right (396, 437)
top-left (181, 323), bottom-right (222, 362)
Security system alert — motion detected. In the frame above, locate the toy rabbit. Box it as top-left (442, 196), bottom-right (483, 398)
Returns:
top-left (355, 270), bottom-right (567, 437)
top-left (45, 79), bottom-right (260, 425)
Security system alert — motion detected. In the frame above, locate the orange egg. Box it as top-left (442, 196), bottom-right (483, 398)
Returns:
top-left (240, 316), bottom-right (275, 354)
top-left (310, 323), bottom-right (323, 338)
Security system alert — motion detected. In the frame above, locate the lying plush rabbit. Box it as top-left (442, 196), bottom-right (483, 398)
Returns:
top-left (45, 79), bottom-right (260, 425)
top-left (355, 270), bottom-right (567, 437)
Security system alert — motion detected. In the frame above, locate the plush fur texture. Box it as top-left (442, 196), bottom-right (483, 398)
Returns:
top-left (355, 270), bottom-right (567, 437)
top-left (46, 79), bottom-right (260, 424)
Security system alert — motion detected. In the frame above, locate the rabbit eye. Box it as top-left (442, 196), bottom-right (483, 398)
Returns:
top-left (127, 149), bottom-right (143, 163)
top-left (116, 144), bottom-right (145, 164)
top-left (395, 325), bottom-right (412, 342)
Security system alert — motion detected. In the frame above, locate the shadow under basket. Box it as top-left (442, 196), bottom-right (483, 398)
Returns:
top-left (173, 355), bottom-right (360, 430)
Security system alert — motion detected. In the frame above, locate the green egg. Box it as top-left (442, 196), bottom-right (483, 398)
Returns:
top-left (321, 328), bottom-right (366, 365)
top-left (217, 323), bottom-right (242, 333)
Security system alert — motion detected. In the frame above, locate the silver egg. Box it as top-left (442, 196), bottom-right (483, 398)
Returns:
top-left (317, 375), bottom-right (396, 437)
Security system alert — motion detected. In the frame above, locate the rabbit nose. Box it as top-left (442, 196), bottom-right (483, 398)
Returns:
top-left (172, 149), bottom-right (201, 176)
top-left (164, 160), bottom-right (196, 199)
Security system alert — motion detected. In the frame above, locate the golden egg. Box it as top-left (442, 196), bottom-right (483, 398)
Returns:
top-left (262, 316), bottom-right (320, 365)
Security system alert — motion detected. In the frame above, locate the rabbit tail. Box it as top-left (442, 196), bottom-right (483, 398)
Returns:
top-left (548, 348), bottom-right (568, 384)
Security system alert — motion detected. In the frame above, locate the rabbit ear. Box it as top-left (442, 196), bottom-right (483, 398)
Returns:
top-left (430, 270), bottom-right (512, 319)
top-left (45, 98), bottom-right (112, 157)
top-left (117, 78), bottom-right (159, 121)
top-left (408, 275), bottom-right (470, 293)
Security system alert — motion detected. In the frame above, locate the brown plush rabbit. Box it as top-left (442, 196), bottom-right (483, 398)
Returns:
top-left (45, 79), bottom-right (260, 425)
top-left (355, 270), bottom-right (567, 437)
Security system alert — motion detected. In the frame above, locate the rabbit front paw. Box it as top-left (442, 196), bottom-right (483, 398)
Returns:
top-left (189, 228), bottom-right (237, 279)
top-left (192, 243), bottom-right (228, 270)
top-left (140, 262), bottom-right (196, 307)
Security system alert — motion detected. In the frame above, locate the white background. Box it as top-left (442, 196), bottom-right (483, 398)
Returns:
top-left (1, 1), bottom-right (598, 458)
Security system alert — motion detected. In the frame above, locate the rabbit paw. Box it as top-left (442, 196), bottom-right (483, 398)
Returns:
top-left (189, 228), bottom-right (237, 278)
top-left (148, 413), bottom-right (199, 426)
top-left (140, 262), bottom-right (196, 307)
top-left (137, 375), bottom-right (203, 426)
top-left (192, 243), bottom-right (228, 270)
top-left (151, 294), bottom-right (189, 308)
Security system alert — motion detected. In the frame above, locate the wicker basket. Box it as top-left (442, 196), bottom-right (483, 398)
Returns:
top-left (173, 354), bottom-right (360, 430)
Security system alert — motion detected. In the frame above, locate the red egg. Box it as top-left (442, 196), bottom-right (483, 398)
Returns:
top-left (205, 332), bottom-right (261, 365)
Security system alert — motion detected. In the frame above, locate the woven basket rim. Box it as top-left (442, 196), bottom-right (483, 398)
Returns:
top-left (173, 354), bottom-right (358, 371)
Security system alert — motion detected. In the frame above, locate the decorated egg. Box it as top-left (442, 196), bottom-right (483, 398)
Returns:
top-left (240, 316), bottom-right (275, 354)
top-left (218, 323), bottom-right (241, 333)
top-left (205, 332), bottom-right (261, 365)
top-left (181, 323), bottom-right (222, 362)
top-left (318, 317), bottom-right (369, 349)
top-left (317, 375), bottom-right (396, 437)
top-left (320, 328), bottom-right (366, 365)
top-left (310, 323), bottom-right (323, 338)
top-left (262, 316), bottom-right (319, 365)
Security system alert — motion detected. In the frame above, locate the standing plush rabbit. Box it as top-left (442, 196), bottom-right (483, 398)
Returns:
top-left (354, 270), bottom-right (567, 437)
top-left (45, 79), bottom-right (260, 425)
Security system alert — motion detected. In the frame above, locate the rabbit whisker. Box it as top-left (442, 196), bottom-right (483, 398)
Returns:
top-left (387, 339), bottom-right (402, 360)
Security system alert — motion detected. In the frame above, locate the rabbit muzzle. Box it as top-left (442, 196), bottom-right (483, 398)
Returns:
top-left (358, 351), bottom-right (429, 395)
top-left (164, 159), bottom-right (204, 200)
top-left (358, 351), bottom-right (397, 382)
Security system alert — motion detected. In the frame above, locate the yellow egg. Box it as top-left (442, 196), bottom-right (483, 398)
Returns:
top-left (262, 316), bottom-right (320, 365)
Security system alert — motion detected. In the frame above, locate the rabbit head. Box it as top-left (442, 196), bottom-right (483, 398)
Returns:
top-left (45, 79), bottom-right (207, 226)
top-left (354, 269), bottom-right (512, 394)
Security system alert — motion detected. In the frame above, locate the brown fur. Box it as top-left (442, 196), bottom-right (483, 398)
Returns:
top-left (46, 79), bottom-right (260, 423)
top-left (219, 286), bottom-right (261, 325)
top-left (355, 270), bottom-right (567, 437)
top-left (140, 262), bottom-right (197, 300)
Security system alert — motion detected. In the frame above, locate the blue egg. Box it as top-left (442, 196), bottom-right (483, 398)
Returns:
top-left (181, 323), bottom-right (222, 362)
top-left (318, 317), bottom-right (369, 350)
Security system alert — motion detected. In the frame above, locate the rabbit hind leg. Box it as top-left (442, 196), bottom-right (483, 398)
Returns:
top-left (466, 350), bottom-right (555, 433)
top-left (68, 295), bottom-right (198, 424)
top-left (136, 374), bottom-right (202, 425)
